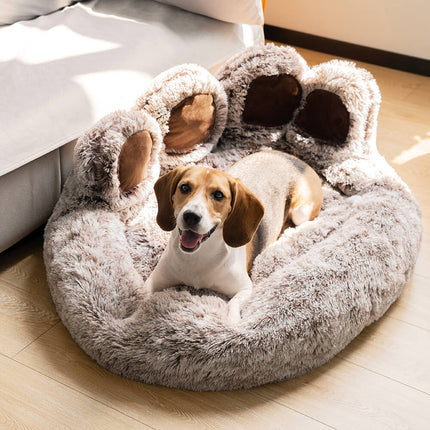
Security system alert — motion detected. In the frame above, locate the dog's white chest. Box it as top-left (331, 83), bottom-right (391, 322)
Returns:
top-left (151, 229), bottom-right (249, 297)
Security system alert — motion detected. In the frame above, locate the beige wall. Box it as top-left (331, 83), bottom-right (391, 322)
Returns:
top-left (266, 0), bottom-right (430, 60)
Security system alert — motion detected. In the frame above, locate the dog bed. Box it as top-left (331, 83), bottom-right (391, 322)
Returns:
top-left (44, 44), bottom-right (422, 391)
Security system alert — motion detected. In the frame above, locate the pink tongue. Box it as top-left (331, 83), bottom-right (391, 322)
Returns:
top-left (181, 230), bottom-right (204, 249)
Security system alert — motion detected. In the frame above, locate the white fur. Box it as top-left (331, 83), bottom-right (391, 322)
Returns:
top-left (176, 190), bottom-right (215, 234)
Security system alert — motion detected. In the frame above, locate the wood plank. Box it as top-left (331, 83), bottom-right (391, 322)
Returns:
top-left (405, 76), bottom-right (430, 108)
top-left (15, 323), bottom-right (330, 430)
top-left (378, 102), bottom-right (430, 204)
top-left (407, 213), bottom-right (430, 236)
top-left (414, 232), bottom-right (430, 278)
top-left (0, 230), bottom-right (59, 357)
top-left (386, 274), bottom-right (430, 331)
top-left (422, 216), bottom-right (430, 235)
top-left (0, 229), bottom-right (47, 294)
top-left (339, 316), bottom-right (430, 394)
top-left (0, 228), bottom-right (53, 306)
top-left (0, 278), bottom-right (58, 357)
top-left (0, 353), bottom-right (149, 430)
top-left (254, 356), bottom-right (430, 430)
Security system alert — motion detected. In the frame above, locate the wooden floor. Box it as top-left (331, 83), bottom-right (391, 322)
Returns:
top-left (1, 45), bottom-right (429, 429)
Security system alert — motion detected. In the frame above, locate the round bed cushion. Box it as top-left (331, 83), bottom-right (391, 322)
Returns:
top-left (44, 45), bottom-right (422, 391)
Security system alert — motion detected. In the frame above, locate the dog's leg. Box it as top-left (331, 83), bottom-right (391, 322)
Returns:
top-left (290, 202), bottom-right (315, 226)
top-left (144, 257), bottom-right (176, 294)
top-left (289, 174), bottom-right (322, 226)
top-left (228, 282), bottom-right (253, 324)
top-left (144, 273), bottom-right (157, 294)
top-left (145, 273), bottom-right (176, 294)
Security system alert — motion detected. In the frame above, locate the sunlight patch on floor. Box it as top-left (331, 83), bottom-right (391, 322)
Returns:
top-left (391, 132), bottom-right (430, 165)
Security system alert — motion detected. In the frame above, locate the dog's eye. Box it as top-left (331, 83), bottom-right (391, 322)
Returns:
top-left (212, 190), bottom-right (225, 201)
top-left (179, 183), bottom-right (191, 194)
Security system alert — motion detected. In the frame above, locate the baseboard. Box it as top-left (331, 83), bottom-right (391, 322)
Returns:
top-left (264, 25), bottom-right (430, 77)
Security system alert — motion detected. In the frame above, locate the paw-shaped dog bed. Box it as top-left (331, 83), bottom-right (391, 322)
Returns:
top-left (44, 44), bottom-right (422, 391)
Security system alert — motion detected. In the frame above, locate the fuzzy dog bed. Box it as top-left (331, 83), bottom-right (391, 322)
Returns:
top-left (44, 44), bottom-right (422, 391)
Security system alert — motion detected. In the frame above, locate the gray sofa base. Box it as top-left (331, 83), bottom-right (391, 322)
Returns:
top-left (0, 141), bottom-right (75, 253)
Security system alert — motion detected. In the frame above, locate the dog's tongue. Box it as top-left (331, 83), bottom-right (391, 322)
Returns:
top-left (181, 230), bottom-right (204, 249)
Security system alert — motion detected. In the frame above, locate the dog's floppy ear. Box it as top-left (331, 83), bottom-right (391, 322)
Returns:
top-left (223, 178), bottom-right (264, 248)
top-left (154, 167), bottom-right (187, 231)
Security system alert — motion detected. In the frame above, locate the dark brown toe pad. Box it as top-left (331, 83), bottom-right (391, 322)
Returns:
top-left (242, 74), bottom-right (302, 127)
top-left (118, 130), bottom-right (153, 192)
top-left (295, 90), bottom-right (350, 145)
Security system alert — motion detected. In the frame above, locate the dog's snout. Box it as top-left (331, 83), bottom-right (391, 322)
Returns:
top-left (183, 211), bottom-right (201, 227)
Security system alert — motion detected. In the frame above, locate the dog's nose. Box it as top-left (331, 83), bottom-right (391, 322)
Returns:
top-left (183, 211), bottom-right (201, 227)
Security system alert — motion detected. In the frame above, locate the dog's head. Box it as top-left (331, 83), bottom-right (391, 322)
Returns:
top-left (154, 166), bottom-right (264, 253)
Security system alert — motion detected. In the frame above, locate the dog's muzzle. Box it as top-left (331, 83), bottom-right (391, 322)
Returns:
top-left (179, 226), bottom-right (217, 253)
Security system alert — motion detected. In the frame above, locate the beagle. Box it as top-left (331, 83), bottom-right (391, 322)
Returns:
top-left (145, 150), bottom-right (322, 323)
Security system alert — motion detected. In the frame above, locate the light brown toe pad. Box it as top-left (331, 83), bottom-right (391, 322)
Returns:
top-left (164, 93), bottom-right (215, 152)
top-left (118, 130), bottom-right (153, 192)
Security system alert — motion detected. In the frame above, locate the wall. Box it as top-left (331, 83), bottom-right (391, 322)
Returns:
top-left (265, 0), bottom-right (430, 60)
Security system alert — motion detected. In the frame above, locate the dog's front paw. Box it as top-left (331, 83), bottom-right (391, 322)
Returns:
top-left (227, 304), bottom-right (242, 324)
top-left (227, 286), bottom-right (253, 324)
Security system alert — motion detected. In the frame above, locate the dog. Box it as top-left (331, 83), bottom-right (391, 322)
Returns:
top-left (145, 150), bottom-right (322, 322)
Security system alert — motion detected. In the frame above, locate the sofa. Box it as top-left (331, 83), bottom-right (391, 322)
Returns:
top-left (0, 0), bottom-right (264, 252)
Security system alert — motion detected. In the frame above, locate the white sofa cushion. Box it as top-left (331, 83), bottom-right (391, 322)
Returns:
top-left (0, 0), bottom-right (264, 176)
top-left (155, 0), bottom-right (264, 25)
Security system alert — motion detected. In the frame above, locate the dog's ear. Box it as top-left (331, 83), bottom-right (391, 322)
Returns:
top-left (154, 167), bottom-right (187, 231)
top-left (223, 178), bottom-right (264, 248)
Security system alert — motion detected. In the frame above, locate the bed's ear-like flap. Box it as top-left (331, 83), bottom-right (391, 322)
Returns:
top-left (72, 110), bottom-right (163, 221)
top-left (294, 89), bottom-right (350, 145)
top-left (215, 43), bottom-right (308, 148)
top-left (283, 60), bottom-right (382, 194)
top-left (135, 64), bottom-right (227, 172)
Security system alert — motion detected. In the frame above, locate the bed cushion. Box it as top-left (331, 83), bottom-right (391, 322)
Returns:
top-left (43, 44), bottom-right (422, 391)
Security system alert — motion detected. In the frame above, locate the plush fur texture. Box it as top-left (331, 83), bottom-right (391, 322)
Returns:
top-left (44, 44), bottom-right (422, 391)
